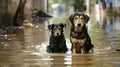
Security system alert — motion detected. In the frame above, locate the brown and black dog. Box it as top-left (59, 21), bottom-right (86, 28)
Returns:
top-left (69, 12), bottom-right (94, 54)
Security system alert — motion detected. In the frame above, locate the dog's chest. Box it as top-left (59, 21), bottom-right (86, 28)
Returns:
top-left (50, 35), bottom-right (65, 44)
top-left (70, 37), bottom-right (86, 46)
top-left (71, 31), bottom-right (86, 39)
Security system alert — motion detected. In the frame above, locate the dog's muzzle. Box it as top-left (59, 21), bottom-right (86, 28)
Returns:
top-left (77, 23), bottom-right (81, 27)
top-left (54, 29), bottom-right (61, 36)
top-left (75, 22), bottom-right (81, 27)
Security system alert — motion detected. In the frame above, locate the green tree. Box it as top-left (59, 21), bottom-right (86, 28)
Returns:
top-left (73, 0), bottom-right (86, 12)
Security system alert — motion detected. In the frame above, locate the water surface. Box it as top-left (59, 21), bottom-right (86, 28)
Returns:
top-left (0, 16), bottom-right (120, 67)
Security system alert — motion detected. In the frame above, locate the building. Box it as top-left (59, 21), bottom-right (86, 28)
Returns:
top-left (0, 0), bottom-right (48, 28)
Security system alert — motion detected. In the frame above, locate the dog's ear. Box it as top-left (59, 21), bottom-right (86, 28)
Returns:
top-left (59, 23), bottom-right (66, 28)
top-left (69, 13), bottom-right (74, 23)
top-left (48, 24), bottom-right (54, 30)
top-left (84, 14), bottom-right (90, 23)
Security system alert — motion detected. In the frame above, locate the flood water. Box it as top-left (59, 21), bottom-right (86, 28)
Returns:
top-left (0, 15), bottom-right (120, 67)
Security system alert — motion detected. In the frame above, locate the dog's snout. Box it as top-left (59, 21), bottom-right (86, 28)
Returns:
top-left (57, 33), bottom-right (59, 35)
top-left (77, 23), bottom-right (81, 26)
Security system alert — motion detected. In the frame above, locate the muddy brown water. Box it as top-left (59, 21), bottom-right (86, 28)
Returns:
top-left (0, 17), bottom-right (120, 67)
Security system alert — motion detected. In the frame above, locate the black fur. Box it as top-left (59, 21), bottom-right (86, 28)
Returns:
top-left (69, 12), bottom-right (94, 53)
top-left (47, 23), bottom-right (68, 53)
top-left (70, 25), bottom-right (93, 53)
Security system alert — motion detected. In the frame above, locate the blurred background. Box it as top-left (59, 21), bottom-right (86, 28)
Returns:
top-left (0, 0), bottom-right (120, 67)
top-left (0, 0), bottom-right (120, 30)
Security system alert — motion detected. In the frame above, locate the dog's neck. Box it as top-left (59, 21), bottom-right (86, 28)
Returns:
top-left (50, 33), bottom-right (65, 44)
top-left (70, 25), bottom-right (88, 39)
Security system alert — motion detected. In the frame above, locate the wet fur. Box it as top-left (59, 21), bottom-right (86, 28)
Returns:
top-left (69, 12), bottom-right (94, 54)
top-left (47, 23), bottom-right (68, 53)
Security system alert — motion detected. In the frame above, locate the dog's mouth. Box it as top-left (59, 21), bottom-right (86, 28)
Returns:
top-left (53, 32), bottom-right (61, 37)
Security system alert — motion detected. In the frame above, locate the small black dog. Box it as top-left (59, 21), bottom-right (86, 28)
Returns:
top-left (47, 23), bottom-right (68, 53)
top-left (69, 12), bottom-right (94, 54)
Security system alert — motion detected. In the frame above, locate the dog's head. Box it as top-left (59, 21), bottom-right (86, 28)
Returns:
top-left (69, 12), bottom-right (90, 32)
top-left (48, 23), bottom-right (66, 37)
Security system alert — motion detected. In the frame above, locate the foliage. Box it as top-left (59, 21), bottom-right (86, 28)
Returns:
top-left (73, 0), bottom-right (86, 12)
top-left (48, 0), bottom-right (86, 12)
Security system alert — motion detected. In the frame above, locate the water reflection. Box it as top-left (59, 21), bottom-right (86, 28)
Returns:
top-left (50, 56), bottom-right (66, 67)
top-left (0, 15), bottom-right (120, 67)
top-left (95, 15), bottom-right (120, 52)
top-left (72, 55), bottom-right (92, 67)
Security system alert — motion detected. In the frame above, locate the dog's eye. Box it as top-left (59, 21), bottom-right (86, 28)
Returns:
top-left (75, 17), bottom-right (78, 19)
top-left (58, 28), bottom-right (61, 30)
top-left (53, 28), bottom-right (57, 30)
top-left (81, 17), bottom-right (84, 20)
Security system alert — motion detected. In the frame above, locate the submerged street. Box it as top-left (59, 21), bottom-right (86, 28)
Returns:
top-left (0, 0), bottom-right (120, 67)
top-left (0, 15), bottom-right (120, 67)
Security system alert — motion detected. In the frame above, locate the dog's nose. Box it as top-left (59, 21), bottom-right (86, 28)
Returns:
top-left (77, 23), bottom-right (81, 26)
top-left (57, 33), bottom-right (59, 35)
